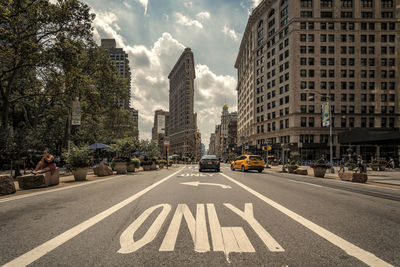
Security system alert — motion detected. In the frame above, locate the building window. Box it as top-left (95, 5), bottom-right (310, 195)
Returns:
top-left (309, 117), bottom-right (315, 127)
top-left (361, 0), bottom-right (373, 8)
top-left (301, 117), bottom-right (307, 127)
top-left (341, 12), bottom-right (353, 18)
top-left (321, 12), bottom-right (333, 18)
top-left (320, 0), bottom-right (333, 8)
top-left (361, 118), bottom-right (367, 128)
top-left (300, 0), bottom-right (313, 8)
top-left (362, 12), bottom-right (373, 18)
top-left (381, 0), bottom-right (393, 8)
top-left (368, 118), bottom-right (374, 128)
top-left (341, 0), bottom-right (352, 8)
top-left (300, 11), bottom-right (313, 18)
top-left (381, 118), bottom-right (387, 128)
top-left (382, 12), bottom-right (393, 18)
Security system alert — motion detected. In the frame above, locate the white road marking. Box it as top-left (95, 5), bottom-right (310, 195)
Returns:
top-left (231, 227), bottom-right (255, 252)
top-left (220, 173), bottom-right (394, 267)
top-left (289, 180), bottom-right (323, 188)
top-left (159, 204), bottom-right (210, 252)
top-left (225, 203), bottom-right (284, 252)
top-left (207, 204), bottom-right (255, 255)
top-left (221, 227), bottom-right (240, 252)
top-left (118, 204), bottom-right (171, 253)
top-left (195, 204), bottom-right (210, 252)
top-left (1, 168), bottom-right (184, 267)
top-left (180, 181), bottom-right (231, 189)
top-left (206, 204), bottom-right (225, 252)
top-left (0, 175), bottom-right (129, 203)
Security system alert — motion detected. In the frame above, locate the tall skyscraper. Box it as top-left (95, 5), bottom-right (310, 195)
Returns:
top-left (152, 109), bottom-right (169, 155)
top-left (235, 0), bottom-right (400, 161)
top-left (168, 48), bottom-right (198, 158)
top-left (101, 39), bottom-right (139, 138)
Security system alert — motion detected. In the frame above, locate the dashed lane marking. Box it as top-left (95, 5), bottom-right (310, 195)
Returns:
top-left (289, 180), bottom-right (323, 188)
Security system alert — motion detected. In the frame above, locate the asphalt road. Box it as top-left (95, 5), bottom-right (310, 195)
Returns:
top-left (0, 164), bottom-right (399, 266)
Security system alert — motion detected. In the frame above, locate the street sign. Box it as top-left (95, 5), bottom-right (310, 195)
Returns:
top-left (164, 140), bottom-right (170, 146)
top-left (71, 98), bottom-right (81, 125)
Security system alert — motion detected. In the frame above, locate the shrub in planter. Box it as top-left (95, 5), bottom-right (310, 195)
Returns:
top-left (310, 158), bottom-right (330, 178)
top-left (370, 160), bottom-right (379, 171)
top-left (64, 146), bottom-right (91, 181)
top-left (141, 160), bottom-right (153, 171)
top-left (286, 161), bottom-right (299, 174)
top-left (345, 161), bottom-right (357, 171)
top-left (131, 158), bottom-right (140, 168)
top-left (112, 158), bottom-right (128, 174)
top-left (157, 159), bottom-right (167, 168)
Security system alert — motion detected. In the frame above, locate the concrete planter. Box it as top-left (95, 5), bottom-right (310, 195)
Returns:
top-left (0, 175), bottom-right (16, 195)
top-left (287, 167), bottom-right (298, 174)
top-left (143, 165), bottom-right (152, 171)
top-left (313, 167), bottom-right (327, 178)
top-left (72, 167), bottom-right (88, 181)
top-left (158, 163), bottom-right (165, 168)
top-left (370, 165), bottom-right (379, 171)
top-left (378, 165), bottom-right (386, 171)
top-left (114, 162), bottom-right (127, 174)
top-left (127, 163), bottom-right (136, 172)
top-left (339, 172), bottom-right (368, 183)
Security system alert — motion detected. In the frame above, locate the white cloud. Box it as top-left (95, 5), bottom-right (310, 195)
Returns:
top-left (184, 1), bottom-right (193, 8)
top-left (123, 1), bottom-right (132, 9)
top-left (174, 12), bottom-right (203, 29)
top-left (196, 11), bottom-right (210, 20)
top-left (91, 10), bottom-right (237, 147)
top-left (222, 25), bottom-right (240, 41)
top-left (134, 0), bottom-right (148, 15)
top-left (251, 0), bottom-right (263, 8)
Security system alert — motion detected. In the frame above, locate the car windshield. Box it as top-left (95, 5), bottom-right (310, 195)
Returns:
top-left (201, 155), bottom-right (217, 160)
top-left (249, 156), bottom-right (262, 161)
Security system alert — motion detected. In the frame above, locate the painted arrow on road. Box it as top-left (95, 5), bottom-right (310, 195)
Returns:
top-left (180, 181), bottom-right (231, 189)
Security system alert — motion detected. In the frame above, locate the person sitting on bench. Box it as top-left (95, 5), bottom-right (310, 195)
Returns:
top-left (33, 150), bottom-right (56, 175)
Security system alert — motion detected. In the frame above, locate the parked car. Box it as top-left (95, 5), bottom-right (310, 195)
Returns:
top-left (199, 155), bottom-right (220, 172)
top-left (231, 155), bottom-right (264, 173)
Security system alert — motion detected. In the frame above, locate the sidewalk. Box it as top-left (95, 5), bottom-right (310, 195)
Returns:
top-left (263, 164), bottom-right (400, 188)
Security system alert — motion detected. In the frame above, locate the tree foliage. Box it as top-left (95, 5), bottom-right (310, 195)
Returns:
top-left (0, 0), bottom-right (137, 165)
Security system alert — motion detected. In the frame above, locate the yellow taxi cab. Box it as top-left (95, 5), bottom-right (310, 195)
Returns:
top-left (230, 155), bottom-right (264, 173)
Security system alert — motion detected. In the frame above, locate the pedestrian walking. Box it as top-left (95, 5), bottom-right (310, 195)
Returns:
top-left (339, 157), bottom-right (346, 173)
top-left (356, 155), bottom-right (363, 173)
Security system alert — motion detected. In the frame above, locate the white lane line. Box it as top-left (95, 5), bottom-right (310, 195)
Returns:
top-left (289, 180), bottom-right (323, 188)
top-left (2, 168), bottom-right (184, 267)
top-left (220, 173), bottom-right (393, 267)
top-left (0, 175), bottom-right (129, 203)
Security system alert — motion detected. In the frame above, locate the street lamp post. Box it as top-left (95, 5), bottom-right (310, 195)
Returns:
top-left (305, 89), bottom-right (335, 174)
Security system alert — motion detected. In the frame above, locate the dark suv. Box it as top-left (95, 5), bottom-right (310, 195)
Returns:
top-left (199, 155), bottom-right (220, 172)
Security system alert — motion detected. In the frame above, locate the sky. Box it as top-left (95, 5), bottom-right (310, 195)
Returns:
top-left (72, 0), bottom-right (261, 148)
